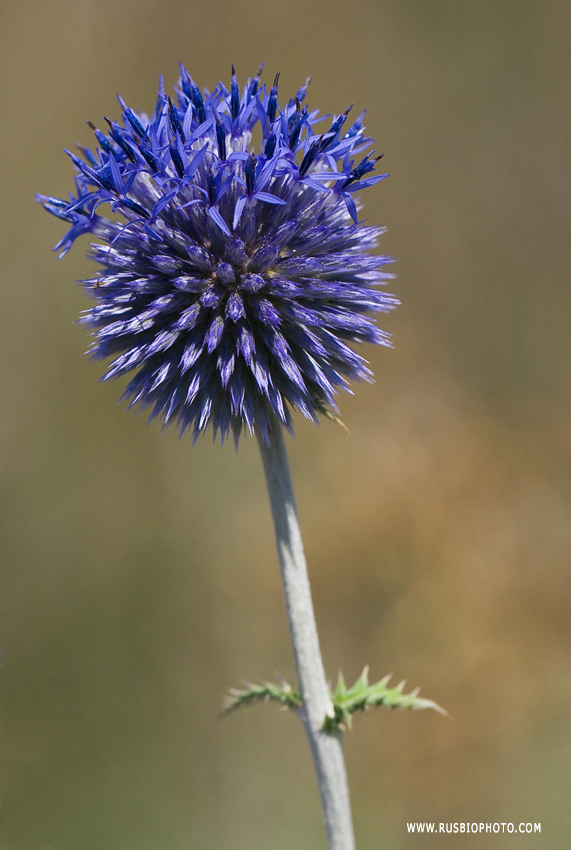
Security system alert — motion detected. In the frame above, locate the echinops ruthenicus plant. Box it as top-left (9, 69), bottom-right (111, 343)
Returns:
top-left (38, 63), bottom-right (444, 850)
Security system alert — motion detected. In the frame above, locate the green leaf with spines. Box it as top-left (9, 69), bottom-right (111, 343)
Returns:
top-left (223, 668), bottom-right (446, 730)
top-left (323, 667), bottom-right (447, 732)
top-left (222, 679), bottom-right (302, 716)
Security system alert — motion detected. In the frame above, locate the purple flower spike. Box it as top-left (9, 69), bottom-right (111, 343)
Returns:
top-left (38, 65), bottom-right (398, 444)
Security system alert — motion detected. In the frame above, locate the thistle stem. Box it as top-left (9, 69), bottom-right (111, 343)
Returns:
top-left (257, 420), bottom-right (355, 850)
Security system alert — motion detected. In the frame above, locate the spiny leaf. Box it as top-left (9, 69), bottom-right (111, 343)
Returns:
top-left (222, 679), bottom-right (302, 716)
top-left (323, 667), bottom-right (447, 731)
top-left (223, 669), bottom-right (446, 731)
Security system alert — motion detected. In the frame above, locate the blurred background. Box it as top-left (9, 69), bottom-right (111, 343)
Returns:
top-left (1, 1), bottom-right (570, 848)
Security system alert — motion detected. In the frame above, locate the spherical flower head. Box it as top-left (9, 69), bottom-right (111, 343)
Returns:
top-left (38, 64), bottom-right (398, 444)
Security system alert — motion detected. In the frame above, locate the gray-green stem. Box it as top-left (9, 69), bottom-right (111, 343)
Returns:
top-left (257, 419), bottom-right (355, 850)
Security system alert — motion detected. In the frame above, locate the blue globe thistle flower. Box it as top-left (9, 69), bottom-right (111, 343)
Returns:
top-left (38, 64), bottom-right (397, 444)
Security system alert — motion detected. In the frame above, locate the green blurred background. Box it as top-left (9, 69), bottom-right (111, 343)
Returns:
top-left (1, 1), bottom-right (570, 848)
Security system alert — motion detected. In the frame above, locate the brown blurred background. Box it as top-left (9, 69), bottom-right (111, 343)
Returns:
top-left (1, 1), bottom-right (570, 848)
